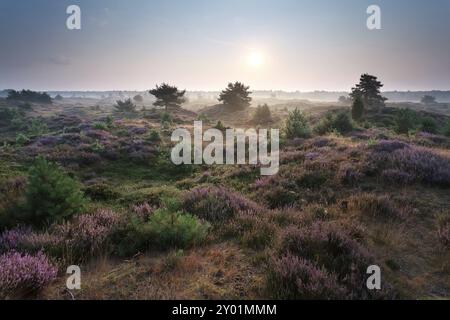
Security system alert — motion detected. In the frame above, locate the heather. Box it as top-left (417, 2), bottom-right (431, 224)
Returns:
top-left (368, 142), bottom-right (450, 186)
top-left (275, 222), bottom-right (378, 299)
top-left (182, 186), bottom-right (260, 222)
top-left (267, 254), bottom-right (347, 300)
top-left (0, 251), bottom-right (57, 298)
top-left (0, 86), bottom-right (449, 299)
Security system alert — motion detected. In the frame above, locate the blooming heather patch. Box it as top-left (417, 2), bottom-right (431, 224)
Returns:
top-left (337, 163), bottom-right (362, 185)
top-left (0, 226), bottom-right (32, 253)
top-left (278, 222), bottom-right (374, 298)
top-left (370, 140), bottom-right (410, 153)
top-left (183, 186), bottom-right (260, 222)
top-left (132, 202), bottom-right (156, 222)
top-left (369, 141), bottom-right (450, 186)
top-left (54, 209), bottom-right (123, 259)
top-left (381, 169), bottom-right (415, 185)
top-left (0, 251), bottom-right (57, 298)
top-left (267, 254), bottom-right (347, 300)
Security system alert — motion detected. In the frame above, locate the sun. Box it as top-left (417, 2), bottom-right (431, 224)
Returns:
top-left (248, 51), bottom-right (264, 67)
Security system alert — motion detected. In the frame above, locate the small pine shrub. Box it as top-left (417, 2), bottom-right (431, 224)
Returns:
top-left (93, 122), bottom-right (108, 130)
top-left (15, 133), bottom-right (30, 146)
top-left (313, 113), bottom-right (334, 135)
top-left (28, 119), bottom-right (48, 137)
top-left (443, 121), bottom-right (450, 137)
top-left (114, 99), bottom-right (136, 113)
top-left (147, 129), bottom-right (161, 142)
top-left (24, 156), bottom-right (85, 226)
top-left (420, 117), bottom-right (437, 134)
top-left (253, 104), bottom-right (272, 124)
top-left (120, 208), bottom-right (209, 254)
top-left (331, 112), bottom-right (353, 134)
top-left (285, 108), bottom-right (311, 139)
top-left (395, 108), bottom-right (416, 134)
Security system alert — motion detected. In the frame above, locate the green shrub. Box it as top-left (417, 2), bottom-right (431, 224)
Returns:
top-left (28, 119), bottom-right (48, 137)
top-left (331, 112), bottom-right (353, 134)
top-left (145, 209), bottom-right (208, 249)
top-left (395, 108), bottom-right (416, 134)
top-left (120, 207), bottom-right (209, 254)
top-left (420, 117), bottom-right (437, 134)
top-left (285, 108), bottom-right (311, 139)
top-left (93, 122), bottom-right (108, 130)
top-left (114, 99), bottom-right (136, 113)
top-left (105, 115), bottom-right (114, 129)
top-left (147, 129), bottom-right (161, 142)
top-left (15, 134), bottom-right (29, 146)
top-left (23, 156), bottom-right (85, 225)
top-left (84, 183), bottom-right (119, 201)
top-left (160, 111), bottom-right (173, 124)
top-left (253, 104), bottom-right (272, 124)
top-left (444, 121), bottom-right (450, 137)
top-left (313, 113), bottom-right (334, 135)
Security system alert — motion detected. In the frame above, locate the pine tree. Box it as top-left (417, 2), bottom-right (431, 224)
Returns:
top-left (285, 108), bottom-right (311, 139)
top-left (24, 156), bottom-right (85, 225)
top-left (350, 74), bottom-right (387, 111)
top-left (218, 82), bottom-right (252, 110)
top-left (253, 104), bottom-right (272, 124)
top-left (351, 96), bottom-right (364, 121)
top-left (149, 83), bottom-right (186, 111)
top-left (114, 98), bottom-right (136, 113)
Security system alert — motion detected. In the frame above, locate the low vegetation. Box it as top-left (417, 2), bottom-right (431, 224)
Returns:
top-left (0, 76), bottom-right (449, 299)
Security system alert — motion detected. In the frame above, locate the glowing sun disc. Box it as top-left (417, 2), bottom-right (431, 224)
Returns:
top-left (248, 51), bottom-right (264, 67)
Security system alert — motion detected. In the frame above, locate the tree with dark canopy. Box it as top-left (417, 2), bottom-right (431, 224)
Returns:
top-left (114, 98), bottom-right (137, 113)
top-left (218, 82), bottom-right (252, 110)
top-left (7, 89), bottom-right (52, 104)
top-left (420, 95), bottom-right (436, 105)
top-left (351, 96), bottom-right (364, 121)
top-left (350, 74), bottom-right (387, 111)
top-left (149, 83), bottom-right (186, 111)
top-left (133, 94), bottom-right (144, 103)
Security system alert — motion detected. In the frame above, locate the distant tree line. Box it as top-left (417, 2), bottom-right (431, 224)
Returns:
top-left (7, 89), bottom-right (52, 104)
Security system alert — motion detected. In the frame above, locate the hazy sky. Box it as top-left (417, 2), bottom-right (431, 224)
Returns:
top-left (1, 0), bottom-right (449, 91)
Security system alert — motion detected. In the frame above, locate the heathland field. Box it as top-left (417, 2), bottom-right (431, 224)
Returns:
top-left (0, 83), bottom-right (449, 299)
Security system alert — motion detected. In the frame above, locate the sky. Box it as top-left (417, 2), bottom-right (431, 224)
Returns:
top-left (0, 0), bottom-right (449, 92)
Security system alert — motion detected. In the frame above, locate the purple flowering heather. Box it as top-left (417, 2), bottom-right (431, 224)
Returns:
top-left (0, 251), bottom-right (57, 298)
top-left (0, 226), bottom-right (32, 253)
top-left (0, 227), bottom-right (62, 255)
top-left (370, 140), bottom-right (410, 153)
top-left (267, 254), bottom-right (347, 300)
top-left (132, 202), bottom-right (156, 222)
top-left (183, 186), bottom-right (260, 222)
top-left (54, 209), bottom-right (122, 258)
top-left (369, 142), bottom-right (450, 186)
